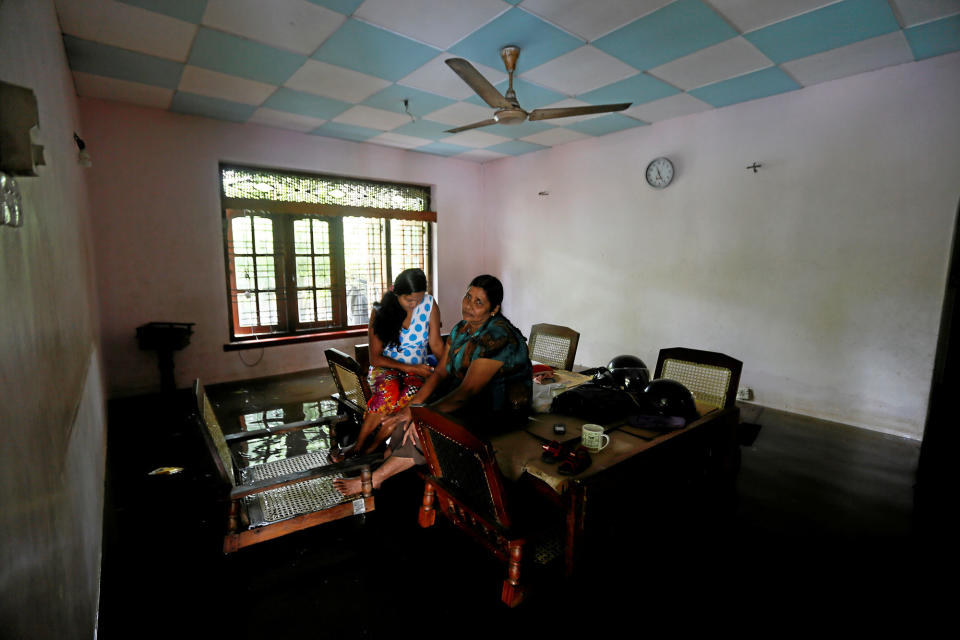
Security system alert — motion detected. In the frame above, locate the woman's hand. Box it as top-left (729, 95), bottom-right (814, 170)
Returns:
top-left (382, 406), bottom-right (412, 433)
top-left (401, 417), bottom-right (419, 446)
top-left (408, 363), bottom-right (434, 378)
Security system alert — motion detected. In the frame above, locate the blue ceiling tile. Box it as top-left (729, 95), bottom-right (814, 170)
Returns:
top-left (593, 0), bottom-right (737, 71)
top-left (449, 8), bottom-right (583, 71)
top-left (171, 91), bottom-right (255, 122)
top-left (62, 35), bottom-right (183, 88)
top-left (563, 113), bottom-right (646, 136)
top-left (263, 88), bottom-right (351, 120)
top-left (117, 0), bottom-right (207, 23)
top-left (905, 14), bottom-right (960, 60)
top-left (362, 85), bottom-right (455, 117)
top-left (745, 0), bottom-right (900, 64)
top-left (497, 120), bottom-right (556, 138)
top-left (390, 119), bottom-right (454, 140)
top-left (690, 67), bottom-right (801, 108)
top-left (486, 140), bottom-right (549, 156)
top-left (466, 78), bottom-right (568, 109)
top-left (306, 0), bottom-right (364, 15)
top-left (188, 27), bottom-right (306, 85)
top-left (415, 142), bottom-right (474, 157)
top-left (579, 73), bottom-right (680, 106)
top-left (311, 121), bottom-right (382, 142)
top-left (313, 19), bottom-right (440, 81)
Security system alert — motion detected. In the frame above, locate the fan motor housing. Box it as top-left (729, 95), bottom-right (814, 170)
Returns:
top-left (494, 108), bottom-right (526, 125)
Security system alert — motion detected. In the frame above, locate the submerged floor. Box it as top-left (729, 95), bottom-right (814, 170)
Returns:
top-left (99, 369), bottom-right (945, 636)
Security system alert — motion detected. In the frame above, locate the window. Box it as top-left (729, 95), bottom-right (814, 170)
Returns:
top-left (220, 165), bottom-right (434, 345)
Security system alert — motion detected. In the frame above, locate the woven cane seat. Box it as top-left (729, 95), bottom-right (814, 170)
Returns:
top-left (528, 323), bottom-right (580, 371)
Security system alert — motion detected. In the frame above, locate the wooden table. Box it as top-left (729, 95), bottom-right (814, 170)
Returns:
top-left (490, 404), bottom-right (741, 575)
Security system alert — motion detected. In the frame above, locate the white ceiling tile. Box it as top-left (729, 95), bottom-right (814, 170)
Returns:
top-left (648, 37), bottom-right (772, 90)
top-left (73, 70), bottom-right (174, 108)
top-left (333, 105), bottom-right (413, 130)
top-left (622, 92), bottom-right (712, 122)
top-left (55, 0), bottom-right (196, 61)
top-left (707, 0), bottom-right (838, 33)
top-left (521, 45), bottom-right (638, 95)
top-left (455, 149), bottom-right (508, 162)
top-left (178, 66), bottom-right (275, 104)
top-left (367, 132), bottom-right (434, 149)
top-left (442, 129), bottom-right (512, 148)
top-left (354, 0), bottom-right (508, 50)
top-left (248, 107), bottom-right (327, 132)
top-left (891, 0), bottom-right (960, 27)
top-left (399, 54), bottom-right (507, 100)
top-left (423, 101), bottom-right (496, 126)
top-left (285, 59), bottom-right (391, 102)
top-left (521, 0), bottom-right (673, 41)
top-left (520, 127), bottom-right (590, 147)
top-left (202, 0), bottom-right (345, 55)
top-left (782, 31), bottom-right (915, 86)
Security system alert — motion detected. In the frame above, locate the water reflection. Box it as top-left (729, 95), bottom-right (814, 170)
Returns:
top-left (234, 399), bottom-right (341, 467)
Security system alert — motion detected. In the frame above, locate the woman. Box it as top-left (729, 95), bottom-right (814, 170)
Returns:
top-left (335, 274), bottom-right (531, 495)
top-left (344, 268), bottom-right (443, 458)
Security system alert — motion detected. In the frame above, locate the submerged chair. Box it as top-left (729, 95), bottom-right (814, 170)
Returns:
top-left (325, 348), bottom-right (372, 418)
top-left (412, 405), bottom-right (562, 607)
top-left (654, 347), bottom-right (743, 410)
top-left (528, 323), bottom-right (580, 370)
top-left (193, 379), bottom-right (378, 553)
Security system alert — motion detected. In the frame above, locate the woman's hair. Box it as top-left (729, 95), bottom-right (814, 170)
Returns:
top-left (372, 268), bottom-right (427, 348)
top-left (469, 274), bottom-right (503, 314)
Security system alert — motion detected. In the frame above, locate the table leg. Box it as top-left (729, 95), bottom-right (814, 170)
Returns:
top-left (563, 486), bottom-right (586, 577)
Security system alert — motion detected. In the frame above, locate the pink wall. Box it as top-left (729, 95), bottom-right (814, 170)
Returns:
top-left (79, 100), bottom-right (486, 396)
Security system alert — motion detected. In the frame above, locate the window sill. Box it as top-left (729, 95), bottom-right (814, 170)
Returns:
top-left (223, 328), bottom-right (367, 351)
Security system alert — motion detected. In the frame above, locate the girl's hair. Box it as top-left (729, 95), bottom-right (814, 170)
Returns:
top-left (469, 274), bottom-right (503, 314)
top-left (372, 268), bottom-right (428, 348)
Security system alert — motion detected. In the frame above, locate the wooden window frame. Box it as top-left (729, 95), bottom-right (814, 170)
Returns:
top-left (220, 166), bottom-right (435, 351)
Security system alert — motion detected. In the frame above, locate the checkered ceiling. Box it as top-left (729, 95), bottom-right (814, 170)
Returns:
top-left (57, 0), bottom-right (960, 163)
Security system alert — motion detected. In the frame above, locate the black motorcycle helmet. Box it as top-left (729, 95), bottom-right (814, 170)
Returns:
top-left (606, 354), bottom-right (650, 392)
top-left (641, 378), bottom-right (699, 422)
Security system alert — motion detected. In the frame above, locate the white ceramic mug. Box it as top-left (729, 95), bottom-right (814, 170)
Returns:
top-left (581, 423), bottom-right (610, 453)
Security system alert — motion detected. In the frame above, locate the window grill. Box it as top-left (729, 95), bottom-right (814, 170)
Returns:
top-left (221, 166), bottom-right (429, 212)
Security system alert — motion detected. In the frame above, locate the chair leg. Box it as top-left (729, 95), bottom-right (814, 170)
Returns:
top-left (501, 541), bottom-right (525, 607)
top-left (418, 483), bottom-right (437, 528)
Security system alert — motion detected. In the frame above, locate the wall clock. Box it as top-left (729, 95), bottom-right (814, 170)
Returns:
top-left (645, 157), bottom-right (674, 189)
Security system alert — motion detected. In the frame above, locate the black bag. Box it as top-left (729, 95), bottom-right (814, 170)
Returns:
top-left (550, 382), bottom-right (641, 424)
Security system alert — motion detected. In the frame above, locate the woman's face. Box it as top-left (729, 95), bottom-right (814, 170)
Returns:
top-left (462, 286), bottom-right (498, 327)
top-left (398, 291), bottom-right (425, 313)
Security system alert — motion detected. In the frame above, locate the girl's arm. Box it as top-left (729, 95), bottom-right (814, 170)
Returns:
top-left (367, 309), bottom-right (433, 377)
top-left (427, 303), bottom-right (444, 357)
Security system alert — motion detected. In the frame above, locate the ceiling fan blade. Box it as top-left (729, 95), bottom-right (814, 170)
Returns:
top-left (445, 58), bottom-right (512, 109)
top-left (528, 103), bottom-right (631, 121)
top-left (444, 118), bottom-right (499, 134)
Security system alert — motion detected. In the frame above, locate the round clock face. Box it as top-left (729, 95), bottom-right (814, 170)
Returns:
top-left (645, 157), bottom-right (674, 189)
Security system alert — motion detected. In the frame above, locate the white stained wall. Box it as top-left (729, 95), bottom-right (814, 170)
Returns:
top-left (1, 0), bottom-right (105, 636)
top-left (79, 100), bottom-right (485, 396)
top-left (481, 52), bottom-right (960, 440)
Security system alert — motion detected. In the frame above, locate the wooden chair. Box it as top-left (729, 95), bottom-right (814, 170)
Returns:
top-left (654, 347), bottom-right (743, 410)
top-left (528, 323), bottom-right (580, 370)
top-left (193, 379), bottom-right (378, 553)
top-left (412, 405), bottom-right (562, 607)
top-left (324, 348), bottom-right (372, 417)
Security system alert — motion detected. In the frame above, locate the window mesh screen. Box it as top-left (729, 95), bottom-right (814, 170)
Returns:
top-left (222, 166), bottom-right (429, 212)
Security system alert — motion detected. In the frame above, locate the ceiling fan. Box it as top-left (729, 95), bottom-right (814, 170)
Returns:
top-left (443, 45), bottom-right (631, 134)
